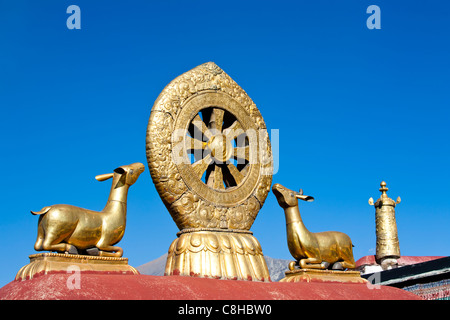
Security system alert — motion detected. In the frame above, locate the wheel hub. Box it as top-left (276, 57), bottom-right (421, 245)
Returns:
top-left (208, 134), bottom-right (233, 163)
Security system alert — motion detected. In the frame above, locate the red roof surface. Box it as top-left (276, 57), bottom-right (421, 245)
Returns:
top-left (0, 273), bottom-right (421, 300)
top-left (355, 255), bottom-right (445, 268)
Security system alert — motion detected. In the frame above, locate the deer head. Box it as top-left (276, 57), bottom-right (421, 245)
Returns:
top-left (95, 163), bottom-right (145, 187)
top-left (272, 183), bottom-right (314, 208)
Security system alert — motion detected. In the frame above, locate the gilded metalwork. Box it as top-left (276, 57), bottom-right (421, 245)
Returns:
top-left (146, 62), bottom-right (273, 281)
top-left (16, 253), bottom-right (139, 281)
top-left (32, 163), bottom-right (145, 257)
top-left (165, 228), bottom-right (270, 281)
top-left (280, 268), bottom-right (367, 284)
top-left (146, 62), bottom-right (272, 229)
top-left (369, 181), bottom-right (401, 269)
top-left (272, 183), bottom-right (356, 270)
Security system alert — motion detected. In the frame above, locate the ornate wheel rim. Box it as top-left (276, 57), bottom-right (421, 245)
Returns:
top-left (146, 62), bottom-right (272, 230)
top-left (173, 91), bottom-right (261, 206)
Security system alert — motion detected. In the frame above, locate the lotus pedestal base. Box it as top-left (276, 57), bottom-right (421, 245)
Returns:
top-left (164, 228), bottom-right (271, 282)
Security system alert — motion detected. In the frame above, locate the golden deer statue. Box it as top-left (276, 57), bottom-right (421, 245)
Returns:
top-left (272, 183), bottom-right (356, 270)
top-left (31, 163), bottom-right (145, 257)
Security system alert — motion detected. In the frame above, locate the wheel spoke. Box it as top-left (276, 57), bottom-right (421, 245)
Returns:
top-left (185, 136), bottom-right (207, 152)
top-left (206, 165), bottom-right (215, 187)
top-left (192, 114), bottom-right (213, 141)
top-left (223, 120), bottom-right (244, 140)
top-left (227, 163), bottom-right (244, 185)
top-left (213, 165), bottom-right (225, 190)
top-left (209, 108), bottom-right (225, 133)
top-left (188, 109), bottom-right (249, 190)
top-left (192, 154), bottom-right (213, 179)
top-left (239, 163), bottom-right (250, 177)
top-left (206, 165), bottom-right (225, 190)
top-left (232, 146), bottom-right (250, 163)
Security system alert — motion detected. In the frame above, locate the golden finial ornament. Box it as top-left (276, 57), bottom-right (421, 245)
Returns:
top-left (146, 62), bottom-right (273, 281)
top-left (369, 181), bottom-right (401, 270)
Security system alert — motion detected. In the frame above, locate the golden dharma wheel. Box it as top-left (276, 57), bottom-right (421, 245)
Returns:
top-left (146, 62), bottom-right (273, 231)
top-left (146, 62), bottom-right (272, 281)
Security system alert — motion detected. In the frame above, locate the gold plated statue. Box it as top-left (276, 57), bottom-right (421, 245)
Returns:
top-left (369, 181), bottom-right (401, 270)
top-left (16, 163), bottom-right (144, 280)
top-left (273, 183), bottom-right (365, 283)
top-left (32, 162), bottom-right (145, 257)
top-left (272, 183), bottom-right (356, 271)
top-left (146, 62), bottom-right (272, 281)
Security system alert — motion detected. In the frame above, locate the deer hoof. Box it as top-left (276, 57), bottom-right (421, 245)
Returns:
top-left (66, 245), bottom-right (78, 255)
top-left (289, 261), bottom-right (297, 271)
top-left (86, 247), bottom-right (100, 256)
top-left (332, 262), bottom-right (344, 270)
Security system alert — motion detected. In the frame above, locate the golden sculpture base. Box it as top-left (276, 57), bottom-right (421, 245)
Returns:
top-left (279, 268), bottom-right (367, 284)
top-left (165, 228), bottom-right (271, 282)
top-left (15, 253), bottom-right (139, 281)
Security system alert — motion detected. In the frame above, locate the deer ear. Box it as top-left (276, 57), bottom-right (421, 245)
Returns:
top-left (95, 173), bottom-right (114, 181)
top-left (295, 194), bottom-right (315, 202)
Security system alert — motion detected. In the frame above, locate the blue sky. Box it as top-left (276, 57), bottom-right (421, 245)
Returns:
top-left (0, 0), bottom-right (449, 287)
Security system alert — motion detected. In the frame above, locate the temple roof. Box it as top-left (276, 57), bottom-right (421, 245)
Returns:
top-left (0, 273), bottom-right (420, 300)
top-left (355, 255), bottom-right (445, 268)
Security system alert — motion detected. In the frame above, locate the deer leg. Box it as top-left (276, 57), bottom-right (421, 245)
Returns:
top-left (336, 247), bottom-right (356, 270)
top-left (41, 223), bottom-right (78, 254)
top-left (34, 221), bottom-right (45, 251)
top-left (338, 260), bottom-right (356, 270)
top-left (34, 235), bottom-right (44, 251)
top-left (42, 239), bottom-right (74, 254)
top-left (299, 257), bottom-right (324, 269)
top-left (97, 245), bottom-right (123, 257)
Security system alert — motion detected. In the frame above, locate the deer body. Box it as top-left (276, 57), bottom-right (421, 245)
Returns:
top-left (32, 163), bottom-right (145, 257)
top-left (273, 183), bottom-right (355, 270)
